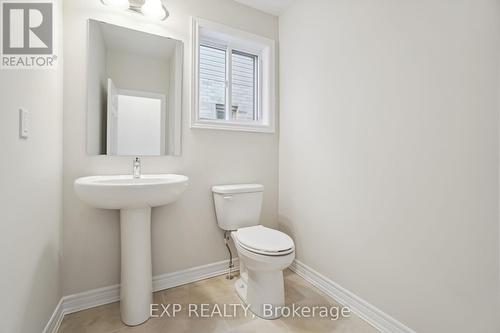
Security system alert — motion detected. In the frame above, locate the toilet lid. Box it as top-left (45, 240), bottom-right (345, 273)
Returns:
top-left (235, 226), bottom-right (294, 255)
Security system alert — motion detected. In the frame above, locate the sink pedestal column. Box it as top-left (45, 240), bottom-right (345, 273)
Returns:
top-left (120, 207), bottom-right (152, 326)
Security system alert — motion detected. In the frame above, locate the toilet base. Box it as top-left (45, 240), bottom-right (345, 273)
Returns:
top-left (234, 270), bottom-right (284, 320)
top-left (234, 277), bottom-right (247, 303)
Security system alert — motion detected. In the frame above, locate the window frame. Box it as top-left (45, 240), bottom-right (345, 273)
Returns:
top-left (192, 17), bottom-right (276, 133)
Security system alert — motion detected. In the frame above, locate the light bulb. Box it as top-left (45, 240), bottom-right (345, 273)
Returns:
top-left (101, 0), bottom-right (129, 10)
top-left (142, 0), bottom-right (169, 20)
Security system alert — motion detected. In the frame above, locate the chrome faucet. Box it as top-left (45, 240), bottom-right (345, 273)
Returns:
top-left (133, 157), bottom-right (141, 178)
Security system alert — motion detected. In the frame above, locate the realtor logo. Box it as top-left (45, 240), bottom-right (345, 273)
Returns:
top-left (1, 1), bottom-right (57, 69)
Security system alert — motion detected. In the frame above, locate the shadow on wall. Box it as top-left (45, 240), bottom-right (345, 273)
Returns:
top-left (210, 191), bottom-right (240, 266)
top-left (18, 243), bottom-right (60, 333)
top-left (278, 215), bottom-right (297, 254)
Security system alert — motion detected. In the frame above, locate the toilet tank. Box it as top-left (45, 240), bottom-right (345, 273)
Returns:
top-left (212, 184), bottom-right (264, 231)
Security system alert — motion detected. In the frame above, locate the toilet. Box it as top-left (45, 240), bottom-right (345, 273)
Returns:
top-left (212, 184), bottom-right (295, 319)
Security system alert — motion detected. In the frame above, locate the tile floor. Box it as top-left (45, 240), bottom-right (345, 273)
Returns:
top-left (58, 270), bottom-right (378, 333)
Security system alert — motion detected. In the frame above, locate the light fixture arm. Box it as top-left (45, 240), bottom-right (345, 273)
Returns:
top-left (159, 0), bottom-right (170, 20)
top-left (100, 0), bottom-right (169, 21)
top-left (128, 0), bottom-right (146, 11)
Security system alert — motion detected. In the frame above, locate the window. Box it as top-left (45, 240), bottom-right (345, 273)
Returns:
top-left (199, 46), bottom-right (258, 122)
top-left (199, 45), bottom-right (226, 120)
top-left (192, 18), bottom-right (276, 133)
top-left (231, 50), bottom-right (258, 121)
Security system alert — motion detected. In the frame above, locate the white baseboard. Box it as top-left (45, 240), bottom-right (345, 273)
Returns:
top-left (42, 298), bottom-right (64, 333)
top-left (153, 258), bottom-right (239, 292)
top-left (290, 260), bottom-right (416, 333)
top-left (45, 258), bottom-right (413, 333)
top-left (62, 283), bottom-right (121, 316)
top-left (43, 259), bottom-right (238, 333)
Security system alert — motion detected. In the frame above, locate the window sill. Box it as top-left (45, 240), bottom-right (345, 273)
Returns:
top-left (191, 120), bottom-right (275, 134)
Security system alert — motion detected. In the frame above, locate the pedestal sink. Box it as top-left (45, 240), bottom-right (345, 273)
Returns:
top-left (74, 174), bottom-right (189, 326)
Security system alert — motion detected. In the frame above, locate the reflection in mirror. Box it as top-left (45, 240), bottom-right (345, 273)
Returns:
top-left (87, 19), bottom-right (183, 156)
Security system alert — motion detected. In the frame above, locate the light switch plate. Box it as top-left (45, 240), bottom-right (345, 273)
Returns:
top-left (19, 108), bottom-right (29, 139)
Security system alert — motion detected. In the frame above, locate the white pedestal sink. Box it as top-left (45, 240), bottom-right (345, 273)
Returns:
top-left (74, 174), bottom-right (189, 326)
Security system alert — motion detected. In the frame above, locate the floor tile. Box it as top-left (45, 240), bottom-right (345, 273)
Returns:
top-left (58, 270), bottom-right (380, 333)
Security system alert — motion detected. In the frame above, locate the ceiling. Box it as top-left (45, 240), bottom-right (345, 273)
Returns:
top-left (99, 21), bottom-right (178, 61)
top-left (233, 0), bottom-right (295, 16)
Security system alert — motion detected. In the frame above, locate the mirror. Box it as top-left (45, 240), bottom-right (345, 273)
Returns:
top-left (87, 19), bottom-right (183, 156)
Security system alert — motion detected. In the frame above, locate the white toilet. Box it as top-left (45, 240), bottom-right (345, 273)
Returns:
top-left (212, 184), bottom-right (295, 319)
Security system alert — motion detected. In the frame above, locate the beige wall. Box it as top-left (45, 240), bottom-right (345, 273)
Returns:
top-left (0, 1), bottom-right (63, 332)
top-left (87, 20), bottom-right (107, 155)
top-left (279, 0), bottom-right (500, 332)
top-left (106, 51), bottom-right (170, 97)
top-left (63, 0), bottom-right (279, 295)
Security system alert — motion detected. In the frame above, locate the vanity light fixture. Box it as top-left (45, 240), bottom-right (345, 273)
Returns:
top-left (101, 0), bottom-right (170, 21)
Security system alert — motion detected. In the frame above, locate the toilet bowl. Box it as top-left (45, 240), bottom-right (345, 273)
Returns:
top-left (212, 184), bottom-right (295, 319)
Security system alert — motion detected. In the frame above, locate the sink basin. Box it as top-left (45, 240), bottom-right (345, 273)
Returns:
top-left (74, 174), bottom-right (189, 326)
top-left (74, 174), bottom-right (189, 209)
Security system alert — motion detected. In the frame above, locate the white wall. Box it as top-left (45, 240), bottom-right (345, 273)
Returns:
top-left (63, 0), bottom-right (278, 295)
top-left (0, 1), bottom-right (63, 332)
top-left (279, 0), bottom-right (500, 332)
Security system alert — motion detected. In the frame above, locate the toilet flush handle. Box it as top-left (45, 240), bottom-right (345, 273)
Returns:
top-left (223, 195), bottom-right (233, 200)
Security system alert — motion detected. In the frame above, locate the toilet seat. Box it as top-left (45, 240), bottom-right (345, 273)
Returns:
top-left (234, 226), bottom-right (294, 256)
